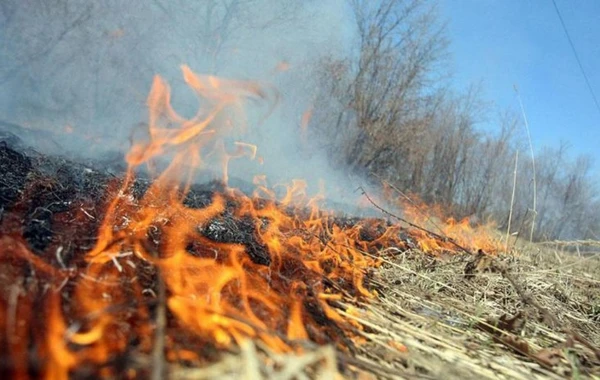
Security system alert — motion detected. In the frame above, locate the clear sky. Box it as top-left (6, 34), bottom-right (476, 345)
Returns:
top-left (439, 0), bottom-right (600, 177)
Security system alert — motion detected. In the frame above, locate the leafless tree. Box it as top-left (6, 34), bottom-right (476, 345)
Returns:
top-left (312, 0), bottom-right (449, 173)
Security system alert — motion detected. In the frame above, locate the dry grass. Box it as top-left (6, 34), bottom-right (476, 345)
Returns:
top-left (168, 341), bottom-right (339, 380)
top-left (347, 243), bottom-right (600, 379)
top-left (164, 242), bottom-right (600, 379)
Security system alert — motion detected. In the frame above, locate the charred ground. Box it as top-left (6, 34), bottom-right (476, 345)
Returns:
top-left (1, 138), bottom-right (599, 379)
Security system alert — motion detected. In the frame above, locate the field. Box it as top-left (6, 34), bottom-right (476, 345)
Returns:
top-left (174, 240), bottom-right (600, 379)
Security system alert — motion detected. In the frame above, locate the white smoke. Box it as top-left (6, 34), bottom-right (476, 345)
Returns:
top-left (0, 0), bottom-right (377, 212)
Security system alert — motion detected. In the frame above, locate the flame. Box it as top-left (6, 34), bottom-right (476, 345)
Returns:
top-left (105, 28), bottom-right (125, 40)
top-left (383, 187), bottom-right (501, 254)
top-left (88, 65), bottom-right (381, 356)
top-left (300, 106), bottom-right (313, 144)
top-left (0, 65), bottom-right (499, 377)
top-left (301, 107), bottom-right (313, 132)
top-left (0, 65), bottom-right (383, 377)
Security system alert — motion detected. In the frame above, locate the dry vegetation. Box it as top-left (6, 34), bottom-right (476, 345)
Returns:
top-left (354, 242), bottom-right (600, 378)
top-left (1, 1), bottom-right (599, 378)
top-left (311, 0), bottom-right (600, 242)
top-left (168, 241), bottom-right (600, 379)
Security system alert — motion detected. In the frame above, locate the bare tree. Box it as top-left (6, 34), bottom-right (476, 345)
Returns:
top-left (312, 0), bottom-right (449, 174)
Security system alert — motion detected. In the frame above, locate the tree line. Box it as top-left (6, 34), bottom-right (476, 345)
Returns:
top-left (1, 0), bottom-right (598, 241)
top-left (310, 0), bottom-right (599, 241)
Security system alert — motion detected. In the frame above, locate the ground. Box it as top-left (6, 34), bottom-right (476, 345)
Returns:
top-left (1, 141), bottom-right (598, 379)
top-left (178, 240), bottom-right (600, 379)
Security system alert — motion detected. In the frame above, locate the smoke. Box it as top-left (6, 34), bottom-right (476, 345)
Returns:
top-left (0, 1), bottom-right (376, 211)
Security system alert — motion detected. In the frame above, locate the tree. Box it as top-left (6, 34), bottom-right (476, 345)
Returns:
top-left (313, 0), bottom-right (449, 176)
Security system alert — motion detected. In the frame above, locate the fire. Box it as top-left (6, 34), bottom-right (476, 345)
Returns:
top-left (0, 65), bottom-right (498, 378)
top-left (0, 65), bottom-right (384, 378)
top-left (382, 187), bottom-right (502, 254)
top-left (274, 60), bottom-right (291, 72)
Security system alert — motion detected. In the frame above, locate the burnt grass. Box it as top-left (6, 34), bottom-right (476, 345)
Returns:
top-left (3, 138), bottom-right (598, 379)
top-left (0, 138), bottom-right (407, 377)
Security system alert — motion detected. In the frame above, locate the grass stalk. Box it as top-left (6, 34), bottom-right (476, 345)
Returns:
top-left (514, 85), bottom-right (537, 241)
top-left (506, 150), bottom-right (519, 250)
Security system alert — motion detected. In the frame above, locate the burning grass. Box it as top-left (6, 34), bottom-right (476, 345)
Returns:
top-left (0, 66), bottom-right (599, 379)
top-left (149, 243), bottom-right (600, 379)
top-left (0, 145), bottom-right (380, 378)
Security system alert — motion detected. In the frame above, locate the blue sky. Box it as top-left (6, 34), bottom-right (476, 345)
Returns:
top-left (439, 0), bottom-right (600, 177)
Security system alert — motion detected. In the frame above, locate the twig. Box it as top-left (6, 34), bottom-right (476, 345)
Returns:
top-left (514, 85), bottom-right (537, 242)
top-left (539, 239), bottom-right (600, 247)
top-left (370, 173), bottom-right (446, 236)
top-left (359, 187), bottom-right (474, 255)
top-left (7, 283), bottom-right (21, 347)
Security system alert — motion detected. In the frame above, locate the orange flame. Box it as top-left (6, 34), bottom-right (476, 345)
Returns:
top-left (0, 64), bottom-right (498, 378)
top-left (383, 187), bottom-right (501, 254)
top-left (32, 65), bottom-right (382, 376)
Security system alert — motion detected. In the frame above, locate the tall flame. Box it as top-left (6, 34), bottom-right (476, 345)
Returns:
top-left (38, 66), bottom-right (381, 377)
top-left (0, 65), bottom-right (498, 378)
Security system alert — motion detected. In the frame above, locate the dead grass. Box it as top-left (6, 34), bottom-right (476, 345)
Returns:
top-left (168, 341), bottom-right (339, 380)
top-left (347, 243), bottom-right (600, 379)
top-left (166, 242), bottom-right (600, 379)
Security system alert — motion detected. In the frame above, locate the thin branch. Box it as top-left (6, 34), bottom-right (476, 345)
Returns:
top-left (358, 187), bottom-right (473, 255)
top-left (0, 4), bottom-right (93, 84)
top-left (371, 172), bottom-right (446, 236)
top-left (539, 239), bottom-right (600, 247)
top-left (514, 85), bottom-right (537, 242)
